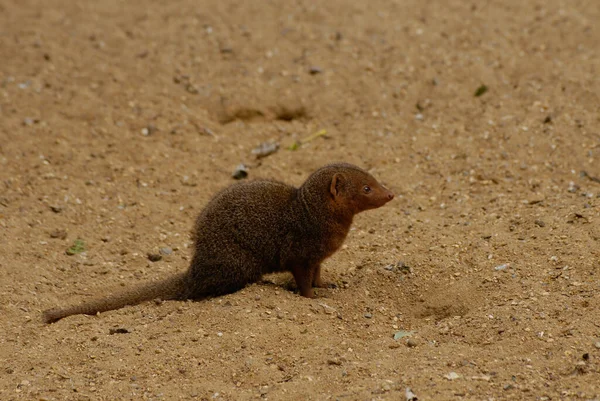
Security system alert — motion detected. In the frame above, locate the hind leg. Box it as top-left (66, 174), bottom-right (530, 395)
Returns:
top-left (185, 254), bottom-right (263, 299)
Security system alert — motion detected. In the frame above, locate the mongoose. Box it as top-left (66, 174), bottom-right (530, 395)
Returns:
top-left (42, 163), bottom-right (394, 323)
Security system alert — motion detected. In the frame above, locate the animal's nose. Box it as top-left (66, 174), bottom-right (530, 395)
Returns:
top-left (387, 191), bottom-right (394, 200)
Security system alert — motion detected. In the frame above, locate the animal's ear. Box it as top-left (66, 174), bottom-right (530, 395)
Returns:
top-left (330, 173), bottom-right (343, 198)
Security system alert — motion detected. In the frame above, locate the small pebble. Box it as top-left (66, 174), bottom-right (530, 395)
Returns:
top-left (160, 247), bottom-right (173, 255)
top-left (534, 220), bottom-right (546, 227)
top-left (23, 117), bottom-right (36, 126)
top-left (494, 263), bottom-right (509, 271)
top-left (109, 328), bottom-right (130, 334)
top-left (220, 45), bottom-right (233, 54)
top-left (49, 229), bottom-right (68, 240)
top-left (49, 205), bottom-right (63, 213)
top-left (147, 253), bottom-right (162, 262)
top-left (406, 338), bottom-right (418, 348)
top-left (232, 164), bottom-right (248, 180)
top-left (405, 387), bottom-right (418, 401)
top-left (444, 372), bottom-right (460, 380)
top-left (568, 181), bottom-right (579, 193)
top-left (309, 66), bottom-right (323, 75)
top-left (364, 313), bottom-right (373, 319)
top-left (251, 142), bottom-right (279, 159)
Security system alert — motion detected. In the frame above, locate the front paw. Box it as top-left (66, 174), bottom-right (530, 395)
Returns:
top-left (300, 288), bottom-right (315, 298)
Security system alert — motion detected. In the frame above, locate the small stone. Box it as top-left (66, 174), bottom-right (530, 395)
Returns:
top-left (251, 142), bottom-right (279, 159)
top-left (384, 260), bottom-right (412, 274)
top-left (568, 181), bottom-right (579, 193)
top-left (494, 263), bottom-right (509, 271)
top-left (49, 229), bottom-right (68, 240)
top-left (141, 125), bottom-right (157, 136)
top-left (327, 358), bottom-right (342, 366)
top-left (415, 113), bottom-right (424, 121)
top-left (109, 328), bottom-right (130, 334)
top-left (49, 205), bottom-right (63, 213)
top-left (406, 338), bottom-right (418, 348)
top-left (159, 247), bottom-right (173, 255)
top-left (232, 164), bottom-right (248, 180)
top-left (147, 253), bottom-right (162, 262)
top-left (181, 175), bottom-right (197, 187)
top-left (405, 387), bottom-right (418, 401)
top-left (364, 312), bottom-right (373, 319)
top-left (595, 342), bottom-right (600, 349)
top-left (444, 371), bottom-right (460, 380)
top-left (309, 66), bottom-right (323, 75)
top-left (220, 45), bottom-right (233, 54)
top-left (534, 220), bottom-right (546, 227)
top-left (185, 83), bottom-right (199, 94)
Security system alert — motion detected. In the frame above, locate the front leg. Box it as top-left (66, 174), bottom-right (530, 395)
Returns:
top-left (312, 264), bottom-right (337, 288)
top-left (312, 264), bottom-right (326, 288)
top-left (291, 264), bottom-right (316, 298)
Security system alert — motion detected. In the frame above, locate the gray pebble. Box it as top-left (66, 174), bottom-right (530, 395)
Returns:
top-left (23, 117), bottom-right (36, 126)
top-left (364, 312), bottom-right (373, 319)
top-left (160, 247), bottom-right (173, 255)
top-left (251, 142), bottom-right (279, 159)
top-left (568, 181), bottom-right (579, 193)
top-left (232, 164), bottom-right (248, 180)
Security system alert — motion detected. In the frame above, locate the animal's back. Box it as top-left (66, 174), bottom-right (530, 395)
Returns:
top-left (195, 180), bottom-right (296, 253)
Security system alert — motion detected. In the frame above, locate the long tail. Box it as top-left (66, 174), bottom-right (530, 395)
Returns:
top-left (42, 272), bottom-right (188, 324)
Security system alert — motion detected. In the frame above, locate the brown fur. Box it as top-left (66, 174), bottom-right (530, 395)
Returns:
top-left (42, 163), bottom-right (394, 323)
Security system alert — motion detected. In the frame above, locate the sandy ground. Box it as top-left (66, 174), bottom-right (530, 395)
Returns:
top-left (1, 0), bottom-right (599, 399)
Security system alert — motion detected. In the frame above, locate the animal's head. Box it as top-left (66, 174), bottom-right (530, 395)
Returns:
top-left (327, 164), bottom-right (394, 214)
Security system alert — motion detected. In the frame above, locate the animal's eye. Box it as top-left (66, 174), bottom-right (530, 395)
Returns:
top-left (363, 185), bottom-right (372, 194)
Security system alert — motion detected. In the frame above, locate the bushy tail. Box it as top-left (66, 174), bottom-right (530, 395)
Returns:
top-left (42, 272), bottom-right (188, 324)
